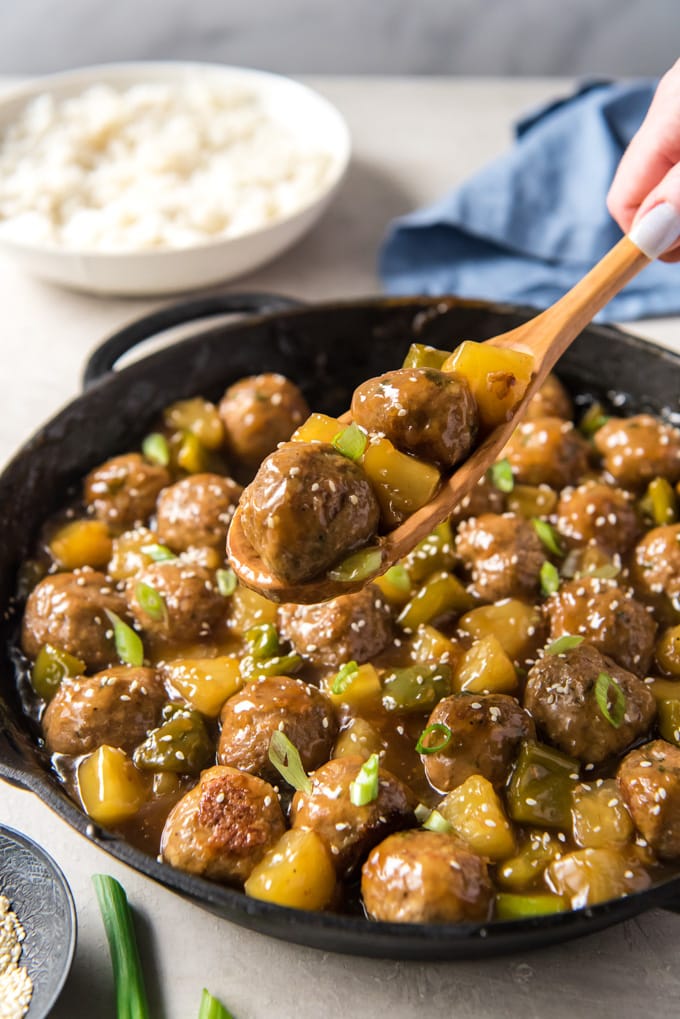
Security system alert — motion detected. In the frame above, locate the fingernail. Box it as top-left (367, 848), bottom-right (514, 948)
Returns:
top-left (629, 201), bottom-right (680, 259)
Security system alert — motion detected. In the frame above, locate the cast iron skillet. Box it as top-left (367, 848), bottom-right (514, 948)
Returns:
top-left (2, 291), bottom-right (680, 960)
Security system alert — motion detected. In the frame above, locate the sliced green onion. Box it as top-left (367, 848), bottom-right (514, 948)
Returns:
top-left (142, 432), bottom-right (170, 467)
top-left (416, 722), bottom-right (452, 755)
top-left (545, 634), bottom-right (584, 656)
top-left (349, 752), bottom-right (380, 807)
top-left (268, 731), bottom-right (312, 794)
top-left (141, 542), bottom-right (176, 562)
top-left (383, 564), bottom-right (411, 593)
top-left (540, 560), bottom-right (560, 597)
top-left (488, 458), bottom-right (515, 493)
top-left (198, 989), bottom-right (236, 1019)
top-left (216, 567), bottom-right (237, 597)
top-left (92, 874), bottom-right (150, 1019)
top-left (579, 402), bottom-right (610, 437)
top-left (331, 660), bottom-right (359, 695)
top-left (105, 610), bottom-right (144, 667)
top-left (134, 581), bottom-right (166, 622)
top-left (328, 546), bottom-right (383, 583)
top-left (595, 671), bottom-right (626, 728)
top-left (532, 518), bottom-right (564, 557)
top-left (414, 802), bottom-right (431, 823)
top-left (332, 422), bottom-right (368, 462)
top-left (422, 809), bottom-right (453, 834)
top-left (246, 623), bottom-right (280, 659)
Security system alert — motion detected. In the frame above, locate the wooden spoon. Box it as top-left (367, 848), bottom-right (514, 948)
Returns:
top-left (227, 203), bottom-right (680, 604)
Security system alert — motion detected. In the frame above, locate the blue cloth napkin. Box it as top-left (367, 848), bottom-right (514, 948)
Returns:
top-left (379, 80), bottom-right (679, 322)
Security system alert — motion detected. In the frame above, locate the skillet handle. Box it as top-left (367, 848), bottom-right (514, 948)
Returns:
top-left (82, 291), bottom-right (305, 388)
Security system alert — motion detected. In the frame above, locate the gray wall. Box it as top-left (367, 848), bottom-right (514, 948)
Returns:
top-left (1, 0), bottom-right (678, 76)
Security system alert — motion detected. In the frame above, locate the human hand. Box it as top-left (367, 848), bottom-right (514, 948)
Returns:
top-left (608, 60), bottom-right (680, 262)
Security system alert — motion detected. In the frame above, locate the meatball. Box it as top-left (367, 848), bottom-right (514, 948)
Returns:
top-left (42, 666), bottom-right (165, 755)
top-left (279, 585), bottom-right (393, 669)
top-left (618, 740), bottom-right (680, 859)
top-left (238, 442), bottom-right (380, 585)
top-left (422, 693), bottom-right (534, 792)
top-left (455, 512), bottom-right (545, 602)
top-left (546, 575), bottom-right (656, 676)
top-left (556, 481), bottom-right (640, 556)
top-left (524, 373), bottom-right (573, 421)
top-left (291, 755), bottom-right (417, 876)
top-left (219, 373), bottom-right (309, 471)
top-left (361, 830), bottom-right (492, 923)
top-left (449, 474), bottom-right (506, 526)
top-left (351, 367), bottom-right (478, 468)
top-left (161, 765), bottom-right (285, 884)
top-left (155, 473), bottom-right (242, 552)
top-left (21, 569), bottom-right (126, 672)
top-left (503, 417), bottom-right (590, 489)
top-left (632, 524), bottom-right (680, 605)
top-left (524, 643), bottom-right (655, 764)
top-left (217, 675), bottom-right (338, 781)
top-left (84, 453), bottom-right (170, 530)
top-left (125, 560), bottom-right (226, 642)
top-left (594, 414), bottom-right (680, 490)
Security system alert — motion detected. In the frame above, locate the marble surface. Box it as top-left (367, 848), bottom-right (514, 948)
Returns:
top-left (2, 76), bottom-right (680, 1019)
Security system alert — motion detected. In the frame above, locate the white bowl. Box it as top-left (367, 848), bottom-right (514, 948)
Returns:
top-left (0, 62), bottom-right (351, 296)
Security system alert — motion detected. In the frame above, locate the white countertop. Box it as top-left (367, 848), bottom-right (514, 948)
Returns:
top-left (2, 76), bottom-right (680, 1019)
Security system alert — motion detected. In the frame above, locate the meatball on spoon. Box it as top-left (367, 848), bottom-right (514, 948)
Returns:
top-left (228, 205), bottom-right (680, 604)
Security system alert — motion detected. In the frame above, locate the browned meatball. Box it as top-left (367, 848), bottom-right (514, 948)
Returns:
top-left (291, 754), bottom-right (417, 876)
top-left (524, 373), bottom-right (573, 421)
top-left (161, 765), bottom-right (285, 884)
top-left (455, 512), bottom-right (545, 602)
top-left (618, 740), bottom-right (680, 858)
top-left (361, 830), bottom-right (492, 923)
top-left (84, 453), bottom-right (170, 530)
top-left (524, 643), bottom-right (655, 764)
top-left (351, 368), bottom-right (478, 468)
top-left (421, 693), bottom-right (534, 792)
top-left (42, 666), bottom-right (165, 755)
top-left (238, 442), bottom-right (380, 585)
top-left (155, 473), bottom-right (242, 552)
top-left (449, 474), bottom-right (506, 526)
top-left (632, 524), bottom-right (680, 605)
top-left (21, 569), bottom-right (127, 672)
top-left (278, 585), bottom-right (393, 669)
top-left (217, 675), bottom-right (338, 781)
top-left (594, 414), bottom-right (680, 490)
top-left (503, 417), bottom-right (590, 489)
top-left (546, 575), bottom-right (656, 676)
top-left (556, 481), bottom-right (640, 556)
top-left (219, 373), bottom-right (309, 471)
top-left (125, 560), bottom-right (226, 642)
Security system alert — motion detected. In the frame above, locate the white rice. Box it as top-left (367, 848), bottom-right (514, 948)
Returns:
top-left (0, 81), bottom-right (334, 252)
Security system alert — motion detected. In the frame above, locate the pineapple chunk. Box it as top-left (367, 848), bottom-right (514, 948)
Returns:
top-left (362, 437), bottom-right (441, 528)
top-left (439, 774), bottom-right (516, 861)
top-left (398, 571), bottom-right (475, 631)
top-left (229, 584), bottom-right (279, 635)
top-left (454, 634), bottom-right (517, 694)
top-left (410, 623), bottom-right (461, 668)
top-left (78, 745), bottom-right (147, 826)
top-left (546, 847), bottom-right (650, 909)
top-left (334, 717), bottom-right (384, 760)
top-left (163, 656), bottom-right (243, 716)
top-left (291, 413), bottom-right (344, 444)
top-left (571, 779), bottom-right (634, 850)
top-left (322, 663), bottom-right (382, 712)
top-left (458, 599), bottom-right (542, 663)
top-left (497, 830), bottom-right (564, 892)
top-left (163, 397), bottom-right (224, 449)
top-left (245, 829), bottom-right (336, 910)
top-left (443, 341), bottom-right (534, 431)
top-left (49, 519), bottom-right (112, 570)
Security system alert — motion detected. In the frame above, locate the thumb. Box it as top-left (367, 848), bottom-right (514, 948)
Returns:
top-left (631, 165), bottom-right (680, 262)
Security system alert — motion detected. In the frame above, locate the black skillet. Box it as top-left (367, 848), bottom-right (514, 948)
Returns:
top-left (2, 291), bottom-right (680, 960)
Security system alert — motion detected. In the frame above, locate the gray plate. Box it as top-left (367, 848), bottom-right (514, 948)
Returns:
top-left (0, 825), bottom-right (76, 1018)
